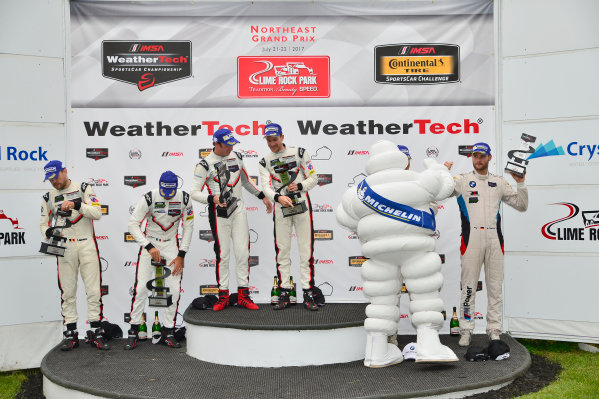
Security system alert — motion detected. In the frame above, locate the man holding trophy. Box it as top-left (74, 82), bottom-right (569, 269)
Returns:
top-left (125, 171), bottom-right (194, 350)
top-left (445, 142), bottom-right (528, 347)
top-left (258, 122), bottom-right (321, 311)
top-left (191, 128), bottom-right (272, 312)
top-left (39, 160), bottom-right (108, 351)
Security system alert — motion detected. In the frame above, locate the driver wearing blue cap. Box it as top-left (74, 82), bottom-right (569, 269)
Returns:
top-left (191, 128), bottom-right (272, 312)
top-left (40, 160), bottom-right (107, 351)
top-left (126, 171), bottom-right (194, 350)
top-left (445, 142), bottom-right (527, 346)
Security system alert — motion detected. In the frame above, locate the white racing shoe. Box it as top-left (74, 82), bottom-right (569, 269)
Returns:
top-left (487, 329), bottom-right (501, 341)
top-left (364, 333), bottom-right (404, 368)
top-left (459, 330), bottom-right (472, 347)
top-left (415, 328), bottom-right (459, 363)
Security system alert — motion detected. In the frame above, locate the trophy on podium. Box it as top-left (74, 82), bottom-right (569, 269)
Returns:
top-left (39, 209), bottom-right (73, 257)
top-left (274, 160), bottom-right (308, 217)
top-left (214, 161), bottom-right (238, 218)
top-left (146, 257), bottom-right (173, 307)
top-left (505, 133), bottom-right (536, 177)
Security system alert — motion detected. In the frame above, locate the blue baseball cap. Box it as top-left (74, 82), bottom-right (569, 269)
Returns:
top-left (397, 145), bottom-right (411, 160)
top-left (213, 128), bottom-right (240, 146)
top-left (43, 160), bottom-right (66, 181)
top-left (264, 123), bottom-right (283, 137)
top-left (159, 171), bottom-right (178, 198)
top-left (472, 142), bottom-right (491, 155)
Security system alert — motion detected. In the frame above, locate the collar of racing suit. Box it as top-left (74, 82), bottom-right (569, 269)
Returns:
top-left (473, 170), bottom-right (489, 180)
top-left (55, 181), bottom-right (76, 194)
top-left (272, 144), bottom-right (287, 156)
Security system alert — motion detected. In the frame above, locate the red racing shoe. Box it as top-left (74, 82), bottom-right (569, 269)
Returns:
top-left (237, 287), bottom-right (259, 310)
top-left (213, 290), bottom-right (229, 311)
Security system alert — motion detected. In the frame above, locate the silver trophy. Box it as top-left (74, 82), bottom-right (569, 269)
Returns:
top-left (147, 257), bottom-right (173, 307)
top-left (505, 133), bottom-right (536, 177)
top-left (215, 161), bottom-right (238, 218)
top-left (39, 209), bottom-right (73, 257)
top-left (274, 161), bottom-right (308, 217)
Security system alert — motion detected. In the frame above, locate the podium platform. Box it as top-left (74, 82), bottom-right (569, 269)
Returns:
top-left (183, 303), bottom-right (367, 366)
top-left (41, 303), bottom-right (531, 399)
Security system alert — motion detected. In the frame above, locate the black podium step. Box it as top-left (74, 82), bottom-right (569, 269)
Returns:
top-left (42, 333), bottom-right (530, 399)
top-left (183, 302), bottom-right (367, 330)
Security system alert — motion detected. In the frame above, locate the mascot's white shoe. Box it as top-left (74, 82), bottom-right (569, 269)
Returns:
top-left (415, 326), bottom-right (458, 363)
top-left (364, 333), bottom-right (404, 368)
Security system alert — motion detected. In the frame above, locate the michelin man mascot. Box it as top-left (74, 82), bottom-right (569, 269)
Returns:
top-left (336, 140), bottom-right (458, 367)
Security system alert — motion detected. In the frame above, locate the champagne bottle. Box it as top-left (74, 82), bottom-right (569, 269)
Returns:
top-left (152, 311), bottom-right (161, 341)
top-left (138, 313), bottom-right (148, 341)
top-left (450, 306), bottom-right (460, 336)
top-left (271, 276), bottom-right (280, 305)
top-left (289, 276), bottom-right (297, 304)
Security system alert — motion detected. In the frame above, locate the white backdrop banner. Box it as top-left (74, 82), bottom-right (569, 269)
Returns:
top-left (66, 0), bottom-right (495, 334)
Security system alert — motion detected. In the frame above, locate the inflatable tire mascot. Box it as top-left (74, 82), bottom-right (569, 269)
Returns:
top-left (336, 140), bottom-right (458, 367)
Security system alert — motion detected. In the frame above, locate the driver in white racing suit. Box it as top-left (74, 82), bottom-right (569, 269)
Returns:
top-left (445, 142), bottom-right (528, 346)
top-left (191, 128), bottom-right (272, 311)
top-left (258, 122), bottom-right (321, 311)
top-left (125, 171), bottom-right (194, 350)
top-left (39, 160), bottom-right (108, 351)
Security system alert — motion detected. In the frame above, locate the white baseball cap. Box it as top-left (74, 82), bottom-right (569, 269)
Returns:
top-left (402, 342), bottom-right (417, 361)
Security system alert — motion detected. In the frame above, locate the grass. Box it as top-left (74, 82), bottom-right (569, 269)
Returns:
top-left (516, 339), bottom-right (599, 398)
top-left (0, 370), bottom-right (28, 399)
top-left (0, 341), bottom-right (597, 398)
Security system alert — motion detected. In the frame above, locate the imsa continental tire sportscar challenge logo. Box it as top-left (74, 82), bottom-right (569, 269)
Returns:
top-left (375, 44), bottom-right (459, 85)
top-left (102, 41), bottom-right (192, 91)
top-left (313, 230), bottom-right (333, 240)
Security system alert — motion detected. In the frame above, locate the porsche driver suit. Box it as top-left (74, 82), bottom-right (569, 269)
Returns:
top-left (191, 151), bottom-right (265, 290)
top-left (453, 170), bottom-right (528, 333)
top-left (128, 189), bottom-right (194, 329)
top-left (39, 181), bottom-right (103, 326)
top-left (258, 146), bottom-right (318, 290)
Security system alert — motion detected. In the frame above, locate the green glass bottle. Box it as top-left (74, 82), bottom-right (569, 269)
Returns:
top-left (138, 313), bottom-right (148, 341)
top-left (289, 276), bottom-right (297, 304)
top-left (450, 306), bottom-right (460, 336)
top-left (152, 311), bottom-right (161, 341)
top-left (270, 276), bottom-right (280, 305)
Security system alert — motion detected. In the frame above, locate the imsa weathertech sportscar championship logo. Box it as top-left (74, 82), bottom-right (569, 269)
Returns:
top-left (199, 230), bottom-right (214, 242)
top-left (102, 41), bottom-right (192, 91)
top-left (86, 148), bottom-right (108, 160)
top-left (317, 174), bottom-right (333, 187)
top-left (237, 56), bottom-right (330, 98)
top-left (375, 44), bottom-right (459, 84)
top-left (124, 176), bottom-right (146, 188)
